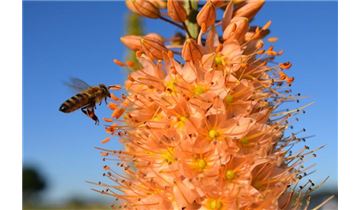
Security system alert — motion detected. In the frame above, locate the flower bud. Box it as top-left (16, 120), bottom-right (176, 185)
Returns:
top-left (222, 1), bottom-right (234, 31)
top-left (182, 39), bottom-right (203, 62)
top-left (234, 0), bottom-right (265, 20)
top-left (144, 33), bottom-right (164, 43)
top-left (141, 35), bottom-right (168, 60)
top-left (125, 0), bottom-right (161, 19)
top-left (167, 0), bottom-right (187, 22)
top-left (120, 35), bottom-right (142, 51)
top-left (223, 17), bottom-right (249, 42)
top-left (196, 1), bottom-right (216, 31)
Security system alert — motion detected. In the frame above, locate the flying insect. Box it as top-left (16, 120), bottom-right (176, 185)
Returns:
top-left (59, 78), bottom-right (111, 125)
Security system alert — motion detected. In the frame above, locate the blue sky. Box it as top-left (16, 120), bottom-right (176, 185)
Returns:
top-left (23, 1), bottom-right (338, 204)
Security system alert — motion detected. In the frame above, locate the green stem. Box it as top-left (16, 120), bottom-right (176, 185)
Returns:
top-left (184, 0), bottom-right (199, 39)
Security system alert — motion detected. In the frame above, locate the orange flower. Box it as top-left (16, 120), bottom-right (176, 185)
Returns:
top-left (94, 1), bottom-right (321, 209)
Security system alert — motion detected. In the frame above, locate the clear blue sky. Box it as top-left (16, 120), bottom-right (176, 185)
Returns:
top-left (23, 1), bottom-right (338, 204)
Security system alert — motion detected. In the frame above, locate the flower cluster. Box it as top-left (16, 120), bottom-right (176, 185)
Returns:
top-left (94, 0), bottom-right (322, 209)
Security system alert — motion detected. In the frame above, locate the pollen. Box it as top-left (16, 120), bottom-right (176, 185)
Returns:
top-left (240, 137), bottom-right (249, 145)
top-left (208, 198), bottom-right (223, 210)
top-left (225, 94), bottom-right (233, 104)
top-left (175, 116), bottom-right (187, 128)
top-left (166, 79), bottom-right (176, 93)
top-left (152, 114), bottom-right (163, 121)
top-left (214, 54), bottom-right (225, 66)
top-left (193, 84), bottom-right (206, 96)
top-left (194, 158), bottom-right (207, 170)
top-left (161, 148), bottom-right (176, 164)
top-left (225, 169), bottom-right (235, 180)
top-left (208, 129), bottom-right (219, 140)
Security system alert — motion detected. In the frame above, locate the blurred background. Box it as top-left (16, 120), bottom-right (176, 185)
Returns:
top-left (23, 1), bottom-right (338, 209)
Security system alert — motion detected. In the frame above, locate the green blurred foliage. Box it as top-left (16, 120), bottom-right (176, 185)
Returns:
top-left (23, 166), bottom-right (47, 205)
top-left (126, 13), bottom-right (143, 71)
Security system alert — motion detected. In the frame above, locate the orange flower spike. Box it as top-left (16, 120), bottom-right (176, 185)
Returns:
top-left (196, 0), bottom-right (216, 31)
top-left (233, 0), bottom-right (265, 20)
top-left (125, 0), bottom-right (161, 19)
top-left (112, 108), bottom-right (125, 119)
top-left (167, 0), bottom-right (187, 22)
top-left (280, 61), bottom-right (292, 70)
top-left (182, 38), bottom-right (203, 62)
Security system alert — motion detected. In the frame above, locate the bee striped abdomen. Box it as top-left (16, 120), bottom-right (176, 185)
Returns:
top-left (59, 92), bottom-right (89, 113)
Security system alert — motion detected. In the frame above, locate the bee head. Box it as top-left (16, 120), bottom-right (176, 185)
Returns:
top-left (99, 84), bottom-right (110, 97)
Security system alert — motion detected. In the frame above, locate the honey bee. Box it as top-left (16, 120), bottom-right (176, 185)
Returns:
top-left (59, 78), bottom-right (111, 125)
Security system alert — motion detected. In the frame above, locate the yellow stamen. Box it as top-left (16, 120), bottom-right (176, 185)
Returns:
top-left (214, 54), bottom-right (224, 66)
top-left (208, 129), bottom-right (219, 140)
top-left (175, 116), bottom-right (187, 128)
top-left (166, 79), bottom-right (176, 93)
top-left (161, 147), bottom-right (175, 164)
top-left (208, 199), bottom-right (223, 210)
top-left (194, 158), bottom-right (207, 170)
top-left (152, 114), bottom-right (162, 121)
top-left (240, 137), bottom-right (249, 145)
top-left (193, 84), bottom-right (206, 95)
top-left (225, 170), bottom-right (235, 180)
top-left (225, 94), bottom-right (233, 104)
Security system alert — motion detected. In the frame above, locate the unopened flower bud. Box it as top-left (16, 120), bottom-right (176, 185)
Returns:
top-left (120, 35), bottom-right (142, 51)
top-left (167, 0), bottom-right (187, 22)
top-left (141, 35), bottom-right (168, 60)
top-left (234, 0), bottom-right (265, 20)
top-left (182, 39), bottom-right (203, 62)
top-left (196, 1), bottom-right (216, 31)
top-left (125, 0), bottom-right (161, 19)
top-left (223, 17), bottom-right (249, 42)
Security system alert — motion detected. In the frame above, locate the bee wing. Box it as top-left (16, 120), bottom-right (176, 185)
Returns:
top-left (64, 77), bottom-right (91, 92)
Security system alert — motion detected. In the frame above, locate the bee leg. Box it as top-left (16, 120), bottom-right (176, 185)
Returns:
top-left (81, 107), bottom-right (88, 116)
top-left (104, 97), bottom-right (108, 104)
top-left (81, 105), bottom-right (99, 125)
top-left (87, 108), bottom-right (99, 125)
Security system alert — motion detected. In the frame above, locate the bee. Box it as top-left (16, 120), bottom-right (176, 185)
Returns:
top-left (59, 78), bottom-right (111, 125)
